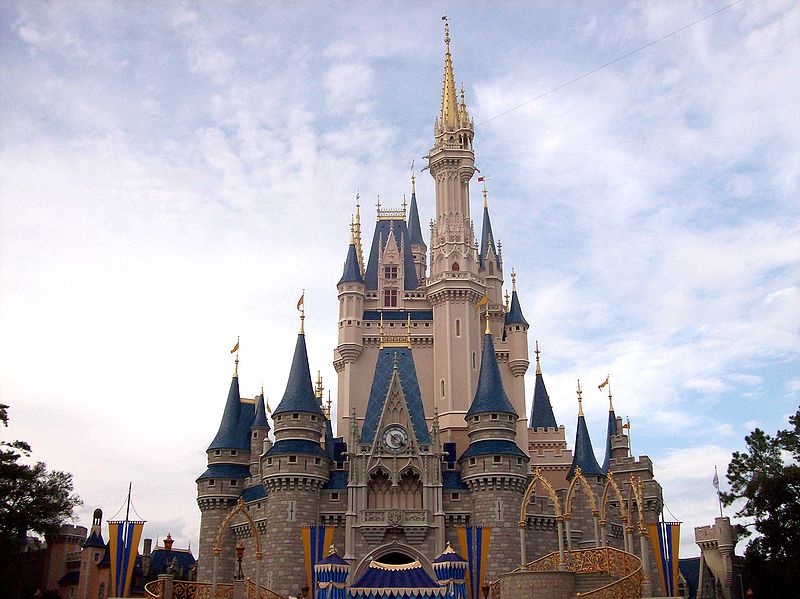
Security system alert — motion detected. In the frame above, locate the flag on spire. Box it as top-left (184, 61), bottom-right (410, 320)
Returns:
top-left (230, 338), bottom-right (239, 354)
top-left (297, 293), bottom-right (305, 311)
top-left (598, 375), bottom-right (609, 390)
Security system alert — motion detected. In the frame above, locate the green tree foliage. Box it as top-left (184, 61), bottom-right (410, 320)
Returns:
top-left (722, 408), bottom-right (800, 594)
top-left (0, 403), bottom-right (82, 597)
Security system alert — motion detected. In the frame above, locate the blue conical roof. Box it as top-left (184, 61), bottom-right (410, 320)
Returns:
top-left (479, 205), bottom-right (499, 269)
top-left (505, 290), bottom-right (528, 327)
top-left (252, 393), bottom-right (270, 430)
top-left (337, 243), bottom-right (364, 285)
top-left (602, 408), bottom-right (618, 473)
top-left (466, 333), bottom-right (517, 418)
top-left (208, 375), bottom-right (251, 451)
top-left (407, 192), bottom-right (425, 246)
top-left (529, 370), bottom-right (557, 429)
top-left (272, 334), bottom-right (324, 416)
top-left (567, 414), bottom-right (604, 478)
top-left (83, 530), bottom-right (105, 549)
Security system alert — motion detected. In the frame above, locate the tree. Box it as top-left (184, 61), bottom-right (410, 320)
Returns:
top-left (722, 407), bottom-right (800, 595)
top-left (0, 403), bottom-right (82, 596)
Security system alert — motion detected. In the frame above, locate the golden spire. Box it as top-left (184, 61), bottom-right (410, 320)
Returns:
top-left (504, 289), bottom-right (510, 311)
top-left (535, 340), bottom-right (542, 375)
top-left (440, 17), bottom-right (458, 129)
top-left (315, 370), bottom-right (323, 400)
top-left (402, 193), bottom-right (408, 216)
top-left (411, 158), bottom-right (416, 194)
top-left (484, 304), bottom-right (491, 334)
top-left (482, 184), bottom-right (488, 209)
top-left (577, 379), bottom-right (584, 416)
top-left (511, 268), bottom-right (517, 291)
top-left (325, 390), bottom-right (332, 419)
top-left (406, 313), bottom-right (412, 345)
top-left (232, 336), bottom-right (240, 378)
top-left (298, 290), bottom-right (305, 334)
top-left (349, 217), bottom-right (355, 245)
top-left (608, 380), bottom-right (614, 412)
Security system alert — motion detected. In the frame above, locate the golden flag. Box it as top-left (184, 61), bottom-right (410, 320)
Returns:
top-left (230, 340), bottom-right (239, 354)
top-left (474, 294), bottom-right (489, 313)
top-left (622, 419), bottom-right (631, 430)
top-left (266, 400), bottom-right (272, 414)
top-left (598, 375), bottom-right (609, 391)
top-left (297, 292), bottom-right (305, 311)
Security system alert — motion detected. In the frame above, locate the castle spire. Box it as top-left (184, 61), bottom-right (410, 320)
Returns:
top-left (504, 270), bottom-right (528, 327)
top-left (208, 361), bottom-right (249, 451)
top-left (466, 318), bottom-right (517, 418)
top-left (272, 327), bottom-right (324, 417)
top-left (407, 168), bottom-right (424, 247)
top-left (567, 380), bottom-right (604, 478)
top-left (440, 18), bottom-right (459, 130)
top-left (479, 190), bottom-right (499, 270)
top-left (252, 390), bottom-right (270, 431)
top-left (529, 341), bottom-right (557, 429)
top-left (354, 194), bottom-right (365, 277)
top-left (602, 379), bottom-right (618, 473)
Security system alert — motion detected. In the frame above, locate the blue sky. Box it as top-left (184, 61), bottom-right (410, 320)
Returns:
top-left (1, 1), bottom-right (797, 558)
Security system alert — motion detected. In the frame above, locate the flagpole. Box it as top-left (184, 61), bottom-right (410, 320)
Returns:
top-left (714, 465), bottom-right (723, 517)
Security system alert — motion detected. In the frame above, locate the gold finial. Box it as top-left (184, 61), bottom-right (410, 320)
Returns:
top-left (402, 193), bottom-right (407, 216)
top-left (232, 336), bottom-right (240, 377)
top-left (376, 194), bottom-right (381, 213)
top-left (349, 217), bottom-right (355, 244)
top-left (504, 289), bottom-right (510, 310)
top-left (411, 158), bottom-right (416, 194)
top-left (325, 390), bottom-right (332, 419)
top-left (315, 370), bottom-right (323, 399)
top-left (406, 313), bottom-right (412, 344)
top-left (484, 304), bottom-right (491, 335)
top-left (482, 185), bottom-right (488, 209)
top-left (354, 194), bottom-right (365, 277)
top-left (608, 379), bottom-right (614, 412)
top-left (511, 268), bottom-right (517, 291)
top-left (577, 379), bottom-right (584, 416)
top-left (328, 544), bottom-right (337, 557)
top-left (392, 351), bottom-right (399, 370)
top-left (440, 16), bottom-right (458, 129)
top-left (298, 290), bottom-right (305, 334)
top-left (535, 340), bottom-right (541, 375)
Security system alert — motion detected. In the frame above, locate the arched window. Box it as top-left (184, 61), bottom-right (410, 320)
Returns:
top-left (440, 379), bottom-right (445, 399)
top-left (488, 262), bottom-right (494, 275)
top-left (452, 262), bottom-right (460, 271)
top-left (455, 319), bottom-right (461, 337)
top-left (472, 352), bottom-right (476, 369)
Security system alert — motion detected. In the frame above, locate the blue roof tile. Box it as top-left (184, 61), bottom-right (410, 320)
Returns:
top-left (602, 409), bottom-right (618, 473)
top-left (196, 464), bottom-right (251, 482)
top-left (150, 548), bottom-right (196, 577)
top-left (567, 415), bottom-right (604, 478)
top-left (529, 371), bottom-right (557, 429)
top-left (360, 348), bottom-right (430, 445)
top-left (272, 334), bottom-right (324, 416)
top-left (252, 393), bottom-right (270, 429)
top-left (407, 193), bottom-right (425, 246)
top-left (479, 206), bottom-right (499, 270)
top-left (465, 333), bottom-right (517, 418)
top-left (442, 470), bottom-right (468, 490)
top-left (337, 243), bottom-right (364, 285)
top-left (504, 290), bottom-right (528, 327)
top-left (240, 484), bottom-right (268, 502)
top-left (350, 561), bottom-right (440, 589)
top-left (459, 439), bottom-right (527, 460)
top-left (208, 376), bottom-right (252, 451)
top-left (363, 219), bottom-right (420, 290)
top-left (323, 470), bottom-right (348, 489)
top-left (83, 530), bottom-right (105, 549)
top-left (318, 547), bottom-right (349, 566)
top-left (265, 439), bottom-right (328, 459)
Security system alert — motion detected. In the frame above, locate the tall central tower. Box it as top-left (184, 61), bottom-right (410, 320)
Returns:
top-left (426, 21), bottom-right (484, 443)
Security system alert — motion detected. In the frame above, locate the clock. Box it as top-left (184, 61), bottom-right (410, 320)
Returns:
top-left (382, 425), bottom-right (409, 452)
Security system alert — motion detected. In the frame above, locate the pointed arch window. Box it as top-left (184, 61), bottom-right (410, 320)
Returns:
top-left (451, 262), bottom-right (460, 271)
top-left (440, 379), bottom-right (446, 399)
top-left (455, 319), bottom-right (461, 337)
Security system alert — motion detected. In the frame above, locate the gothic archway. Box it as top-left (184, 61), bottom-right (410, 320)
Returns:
top-left (518, 468), bottom-right (565, 566)
top-left (351, 541), bottom-right (435, 583)
top-left (211, 497), bottom-right (263, 593)
top-left (564, 468), bottom-right (600, 549)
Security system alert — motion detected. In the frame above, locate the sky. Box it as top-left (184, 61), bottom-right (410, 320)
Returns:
top-left (0, 1), bottom-right (798, 560)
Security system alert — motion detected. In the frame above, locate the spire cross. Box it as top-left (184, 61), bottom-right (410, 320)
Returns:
top-left (535, 340), bottom-right (541, 375)
top-left (607, 377), bottom-right (614, 412)
top-left (410, 158), bottom-right (416, 194)
top-left (577, 379), bottom-right (584, 416)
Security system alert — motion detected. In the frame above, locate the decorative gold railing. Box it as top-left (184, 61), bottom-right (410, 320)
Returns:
top-left (144, 580), bottom-right (234, 599)
top-left (489, 547), bottom-right (643, 599)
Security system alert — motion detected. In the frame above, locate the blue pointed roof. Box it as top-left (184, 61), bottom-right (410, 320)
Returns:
top-left (433, 543), bottom-right (467, 564)
top-left (272, 334), bottom-right (324, 416)
top-left (252, 393), bottom-right (270, 429)
top-left (83, 530), bottom-right (105, 549)
top-left (479, 205), bottom-right (499, 270)
top-left (337, 243), bottom-right (364, 286)
top-left (361, 347), bottom-right (431, 444)
top-left (318, 547), bottom-right (349, 566)
top-left (567, 415), bottom-right (604, 478)
top-left (602, 408), bottom-right (618, 473)
top-left (208, 376), bottom-right (252, 451)
top-left (407, 193), bottom-right (425, 246)
top-left (529, 371), bottom-right (557, 429)
top-left (465, 333), bottom-right (517, 418)
top-left (363, 219), bottom-right (420, 290)
top-left (505, 290), bottom-right (528, 327)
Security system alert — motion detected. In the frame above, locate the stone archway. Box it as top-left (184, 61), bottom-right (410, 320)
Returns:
top-left (351, 541), bottom-right (435, 582)
top-left (211, 497), bottom-right (263, 594)
top-left (518, 467), bottom-right (565, 567)
top-left (564, 468), bottom-right (600, 549)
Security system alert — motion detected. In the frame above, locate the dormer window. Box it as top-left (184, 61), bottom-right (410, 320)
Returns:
top-left (230, 450), bottom-right (237, 456)
top-left (311, 415), bottom-right (317, 422)
top-left (491, 414), bottom-right (499, 420)
top-left (493, 456), bottom-right (502, 464)
top-left (384, 265), bottom-right (398, 279)
top-left (292, 413), bottom-right (300, 420)
top-left (288, 456), bottom-right (297, 463)
top-left (469, 458), bottom-right (477, 466)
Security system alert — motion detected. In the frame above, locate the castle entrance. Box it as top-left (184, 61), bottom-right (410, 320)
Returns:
top-left (378, 551), bottom-right (416, 565)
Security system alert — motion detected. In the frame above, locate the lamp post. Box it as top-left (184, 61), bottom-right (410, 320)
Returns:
top-left (235, 542), bottom-right (245, 580)
top-left (164, 533), bottom-right (174, 577)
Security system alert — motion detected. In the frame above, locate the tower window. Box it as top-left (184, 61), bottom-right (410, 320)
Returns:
top-left (311, 415), bottom-right (317, 421)
top-left (230, 479), bottom-right (238, 486)
top-left (331, 492), bottom-right (340, 501)
top-left (451, 492), bottom-right (460, 501)
top-left (384, 289), bottom-right (398, 307)
top-left (489, 262), bottom-right (494, 275)
top-left (384, 265), bottom-right (398, 279)
top-left (493, 456), bottom-right (502, 464)
top-left (440, 379), bottom-right (445, 399)
top-left (253, 431), bottom-right (258, 438)
top-left (472, 352), bottom-right (476, 369)
top-left (455, 319), bottom-right (461, 337)
top-left (208, 479), bottom-right (215, 486)
top-left (315, 457), bottom-right (321, 465)
top-left (469, 458), bottom-right (477, 466)
top-left (288, 456), bottom-right (297, 463)
top-left (230, 450), bottom-right (237, 456)
top-left (451, 262), bottom-right (460, 271)
top-left (214, 450), bottom-right (221, 456)
top-left (292, 413), bottom-right (300, 420)
top-left (491, 414), bottom-right (499, 420)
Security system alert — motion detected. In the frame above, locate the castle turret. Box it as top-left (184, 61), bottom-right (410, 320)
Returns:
top-left (459, 315), bottom-right (528, 580)
top-left (567, 381), bottom-right (604, 479)
top-left (261, 319), bottom-right (330, 598)
top-left (503, 271), bottom-right (530, 442)
top-left (250, 390), bottom-right (271, 476)
top-left (78, 508), bottom-right (106, 599)
top-left (478, 187), bottom-right (503, 315)
top-left (336, 228), bottom-right (366, 363)
top-left (427, 21), bottom-right (483, 441)
top-left (197, 356), bottom-right (254, 582)
top-left (601, 383), bottom-right (618, 474)
top-left (407, 171), bottom-right (427, 283)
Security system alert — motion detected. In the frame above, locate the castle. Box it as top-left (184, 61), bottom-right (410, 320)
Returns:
top-left (196, 23), bottom-right (668, 598)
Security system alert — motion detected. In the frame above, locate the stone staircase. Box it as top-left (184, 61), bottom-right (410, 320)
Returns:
top-left (573, 571), bottom-right (619, 597)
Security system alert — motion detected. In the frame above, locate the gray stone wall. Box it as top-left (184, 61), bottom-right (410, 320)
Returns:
top-left (470, 486), bottom-right (525, 581)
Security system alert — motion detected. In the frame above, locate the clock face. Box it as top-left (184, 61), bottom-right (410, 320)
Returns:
top-left (382, 425), bottom-right (409, 452)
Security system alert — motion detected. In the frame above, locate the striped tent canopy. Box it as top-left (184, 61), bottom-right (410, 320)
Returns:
top-left (316, 545), bottom-right (349, 599)
top-left (432, 543), bottom-right (467, 599)
top-left (348, 560), bottom-right (446, 599)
